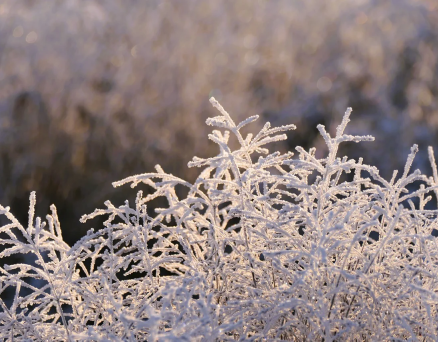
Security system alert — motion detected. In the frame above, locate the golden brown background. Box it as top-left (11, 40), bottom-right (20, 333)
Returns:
top-left (0, 0), bottom-right (437, 244)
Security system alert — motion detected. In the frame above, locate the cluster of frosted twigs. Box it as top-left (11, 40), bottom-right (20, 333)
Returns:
top-left (1, 98), bottom-right (438, 341)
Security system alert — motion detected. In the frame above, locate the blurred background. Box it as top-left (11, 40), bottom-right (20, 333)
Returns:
top-left (0, 0), bottom-right (438, 245)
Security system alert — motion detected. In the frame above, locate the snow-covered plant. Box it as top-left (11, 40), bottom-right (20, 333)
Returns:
top-left (1, 98), bottom-right (438, 341)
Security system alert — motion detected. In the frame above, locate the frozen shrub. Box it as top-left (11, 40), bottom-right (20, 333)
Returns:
top-left (1, 98), bottom-right (438, 340)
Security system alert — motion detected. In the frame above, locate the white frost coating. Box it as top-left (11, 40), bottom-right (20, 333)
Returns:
top-left (1, 98), bottom-right (438, 340)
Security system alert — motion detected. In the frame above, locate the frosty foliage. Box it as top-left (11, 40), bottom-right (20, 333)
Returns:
top-left (1, 98), bottom-right (438, 341)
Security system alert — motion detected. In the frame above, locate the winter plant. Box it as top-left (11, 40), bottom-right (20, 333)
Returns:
top-left (1, 97), bottom-right (438, 341)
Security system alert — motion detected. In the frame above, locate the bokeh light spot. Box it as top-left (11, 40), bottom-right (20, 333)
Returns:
top-left (13, 26), bottom-right (24, 38)
top-left (25, 31), bottom-right (38, 43)
top-left (317, 76), bottom-right (332, 92)
top-left (131, 45), bottom-right (138, 58)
